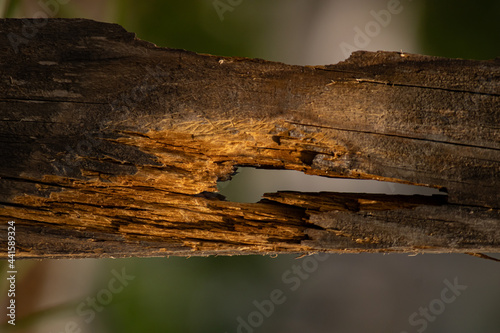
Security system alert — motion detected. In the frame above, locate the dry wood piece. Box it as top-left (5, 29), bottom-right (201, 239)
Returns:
top-left (0, 18), bottom-right (498, 259)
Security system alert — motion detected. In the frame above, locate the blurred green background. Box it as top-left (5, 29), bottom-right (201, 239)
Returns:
top-left (0, 1), bottom-right (499, 332)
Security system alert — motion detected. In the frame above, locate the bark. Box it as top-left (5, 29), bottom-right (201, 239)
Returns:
top-left (0, 18), bottom-right (498, 259)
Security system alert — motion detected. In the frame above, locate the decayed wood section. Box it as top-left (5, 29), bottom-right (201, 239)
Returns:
top-left (0, 18), bottom-right (498, 259)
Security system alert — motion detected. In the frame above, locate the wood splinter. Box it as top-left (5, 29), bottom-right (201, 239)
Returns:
top-left (0, 18), bottom-right (498, 259)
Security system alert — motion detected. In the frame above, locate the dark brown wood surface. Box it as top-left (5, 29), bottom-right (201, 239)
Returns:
top-left (0, 18), bottom-right (498, 258)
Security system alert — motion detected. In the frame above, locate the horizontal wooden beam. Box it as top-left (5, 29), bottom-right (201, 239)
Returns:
top-left (0, 18), bottom-right (498, 258)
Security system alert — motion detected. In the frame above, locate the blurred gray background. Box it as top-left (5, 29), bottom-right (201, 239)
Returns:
top-left (0, 1), bottom-right (499, 332)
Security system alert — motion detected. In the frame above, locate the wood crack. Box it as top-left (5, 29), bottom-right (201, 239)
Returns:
top-left (286, 121), bottom-right (500, 151)
top-left (0, 175), bottom-right (74, 188)
top-left (347, 78), bottom-right (500, 97)
top-left (0, 97), bottom-right (109, 105)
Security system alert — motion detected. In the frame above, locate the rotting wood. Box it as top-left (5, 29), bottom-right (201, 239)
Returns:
top-left (0, 18), bottom-right (498, 259)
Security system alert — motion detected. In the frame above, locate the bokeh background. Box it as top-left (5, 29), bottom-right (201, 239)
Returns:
top-left (1, 1), bottom-right (499, 332)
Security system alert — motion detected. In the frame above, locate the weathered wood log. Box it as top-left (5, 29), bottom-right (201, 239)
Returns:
top-left (0, 18), bottom-right (498, 259)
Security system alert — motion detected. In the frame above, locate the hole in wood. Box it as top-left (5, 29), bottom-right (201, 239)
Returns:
top-left (217, 167), bottom-right (447, 203)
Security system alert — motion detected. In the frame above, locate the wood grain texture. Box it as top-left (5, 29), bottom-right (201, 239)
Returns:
top-left (0, 18), bottom-right (498, 258)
